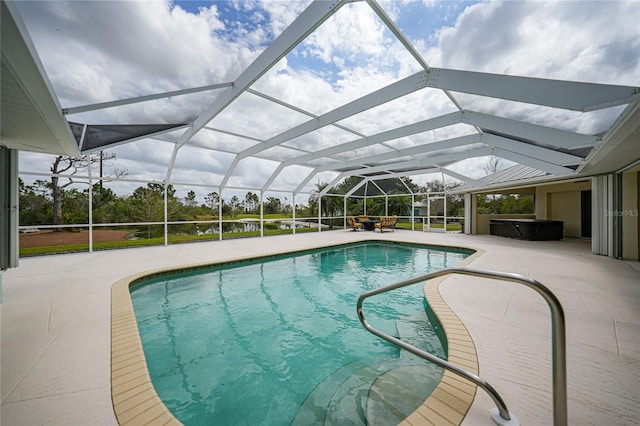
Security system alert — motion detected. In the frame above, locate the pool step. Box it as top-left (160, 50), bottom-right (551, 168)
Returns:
top-left (364, 311), bottom-right (445, 425)
top-left (365, 363), bottom-right (443, 425)
top-left (292, 311), bottom-right (444, 425)
top-left (366, 311), bottom-right (444, 426)
top-left (323, 357), bottom-right (440, 426)
top-left (395, 310), bottom-right (444, 358)
top-left (291, 357), bottom-right (386, 426)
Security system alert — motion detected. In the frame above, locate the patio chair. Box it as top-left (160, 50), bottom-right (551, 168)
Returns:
top-left (375, 215), bottom-right (397, 233)
top-left (358, 215), bottom-right (369, 222)
top-left (347, 216), bottom-right (363, 231)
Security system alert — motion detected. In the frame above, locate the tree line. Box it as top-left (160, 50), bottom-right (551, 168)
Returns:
top-left (19, 175), bottom-right (468, 228)
top-left (19, 180), bottom-right (295, 226)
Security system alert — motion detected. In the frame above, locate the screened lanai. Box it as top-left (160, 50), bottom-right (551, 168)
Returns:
top-left (2, 0), bottom-right (640, 258)
top-left (2, 2), bottom-right (640, 426)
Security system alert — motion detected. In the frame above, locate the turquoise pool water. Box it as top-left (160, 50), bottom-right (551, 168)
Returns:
top-left (130, 242), bottom-right (471, 425)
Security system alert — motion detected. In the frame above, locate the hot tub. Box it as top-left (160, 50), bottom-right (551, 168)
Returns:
top-left (490, 219), bottom-right (564, 240)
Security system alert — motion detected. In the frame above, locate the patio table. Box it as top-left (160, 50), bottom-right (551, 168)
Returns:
top-left (359, 219), bottom-right (377, 231)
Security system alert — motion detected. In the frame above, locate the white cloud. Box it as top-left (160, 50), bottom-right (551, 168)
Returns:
top-left (304, 2), bottom-right (387, 64)
top-left (429, 1), bottom-right (639, 84)
top-left (257, 0), bottom-right (312, 37)
top-left (17, 0), bottom-right (249, 106)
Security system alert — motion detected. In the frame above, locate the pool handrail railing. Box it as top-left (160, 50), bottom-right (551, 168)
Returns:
top-left (357, 266), bottom-right (568, 426)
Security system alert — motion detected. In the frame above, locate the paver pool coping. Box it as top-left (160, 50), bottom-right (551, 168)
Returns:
top-left (110, 240), bottom-right (484, 426)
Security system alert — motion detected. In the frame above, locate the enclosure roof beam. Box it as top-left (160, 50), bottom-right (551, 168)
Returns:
top-left (438, 168), bottom-right (479, 186)
top-left (462, 110), bottom-right (599, 149)
top-left (492, 148), bottom-right (575, 175)
top-left (424, 68), bottom-right (640, 112)
top-left (480, 133), bottom-right (584, 166)
top-left (62, 82), bottom-right (233, 116)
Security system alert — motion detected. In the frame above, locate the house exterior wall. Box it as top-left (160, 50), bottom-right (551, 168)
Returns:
top-left (535, 180), bottom-right (591, 238)
top-left (548, 191), bottom-right (581, 237)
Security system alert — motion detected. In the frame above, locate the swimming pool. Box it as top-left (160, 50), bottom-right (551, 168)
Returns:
top-left (129, 242), bottom-right (472, 425)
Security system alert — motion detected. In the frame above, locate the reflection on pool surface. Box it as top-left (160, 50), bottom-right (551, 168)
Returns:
top-left (130, 242), bottom-right (471, 425)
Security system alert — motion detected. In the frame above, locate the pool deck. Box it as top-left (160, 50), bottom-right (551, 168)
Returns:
top-left (1, 230), bottom-right (639, 425)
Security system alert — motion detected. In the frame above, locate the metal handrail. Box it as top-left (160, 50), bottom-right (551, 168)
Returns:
top-left (357, 267), bottom-right (567, 426)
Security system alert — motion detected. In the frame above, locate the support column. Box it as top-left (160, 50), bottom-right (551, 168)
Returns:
top-left (88, 155), bottom-right (93, 252)
top-left (444, 190), bottom-right (448, 232)
top-left (464, 193), bottom-right (472, 235)
top-left (411, 194), bottom-right (415, 231)
top-left (260, 190), bottom-right (264, 238)
top-left (318, 197), bottom-right (322, 232)
top-left (218, 189), bottom-right (224, 241)
top-left (343, 197), bottom-right (347, 229)
top-left (163, 183), bottom-right (168, 246)
top-left (292, 192), bottom-right (297, 235)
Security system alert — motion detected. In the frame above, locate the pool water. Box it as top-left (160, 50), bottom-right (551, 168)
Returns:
top-left (130, 242), bottom-right (470, 425)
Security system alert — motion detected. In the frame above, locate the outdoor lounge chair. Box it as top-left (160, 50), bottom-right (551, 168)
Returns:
top-left (347, 216), bottom-right (363, 231)
top-left (375, 215), bottom-right (397, 233)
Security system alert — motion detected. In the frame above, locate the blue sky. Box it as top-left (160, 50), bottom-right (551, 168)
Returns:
top-left (173, 0), bottom-right (478, 43)
top-left (175, 1), bottom-right (277, 46)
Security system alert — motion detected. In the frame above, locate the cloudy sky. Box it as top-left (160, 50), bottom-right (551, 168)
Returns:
top-left (15, 0), bottom-right (640, 202)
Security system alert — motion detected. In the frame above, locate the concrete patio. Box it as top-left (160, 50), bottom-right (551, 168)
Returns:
top-left (1, 230), bottom-right (639, 425)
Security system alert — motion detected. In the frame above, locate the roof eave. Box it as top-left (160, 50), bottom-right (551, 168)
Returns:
top-left (0, 1), bottom-right (79, 156)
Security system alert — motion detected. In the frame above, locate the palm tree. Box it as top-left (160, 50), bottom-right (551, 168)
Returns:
top-left (387, 192), bottom-right (412, 216)
top-left (309, 182), bottom-right (341, 226)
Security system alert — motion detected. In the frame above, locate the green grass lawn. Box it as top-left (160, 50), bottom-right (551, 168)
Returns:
top-left (395, 222), bottom-right (462, 231)
top-left (19, 226), bottom-right (318, 257)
